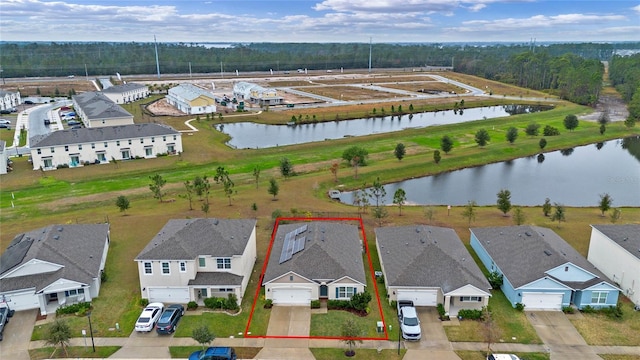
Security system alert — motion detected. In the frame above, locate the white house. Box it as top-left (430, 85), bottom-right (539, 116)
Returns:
top-left (101, 83), bottom-right (150, 104)
top-left (72, 92), bottom-right (134, 128)
top-left (0, 140), bottom-right (7, 175)
top-left (166, 84), bottom-right (217, 115)
top-left (233, 82), bottom-right (282, 106)
top-left (29, 123), bottom-right (182, 171)
top-left (0, 90), bottom-right (21, 111)
top-left (135, 218), bottom-right (257, 305)
top-left (0, 224), bottom-right (110, 315)
top-left (588, 224), bottom-right (640, 307)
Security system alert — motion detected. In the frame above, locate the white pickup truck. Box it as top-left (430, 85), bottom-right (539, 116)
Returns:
top-left (397, 300), bottom-right (421, 340)
top-left (0, 302), bottom-right (15, 341)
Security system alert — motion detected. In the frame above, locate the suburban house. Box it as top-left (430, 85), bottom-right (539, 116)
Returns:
top-left (29, 123), bottom-right (182, 171)
top-left (72, 92), bottom-right (134, 128)
top-left (375, 225), bottom-right (491, 316)
top-left (0, 140), bottom-right (7, 175)
top-left (101, 83), bottom-right (150, 104)
top-left (588, 224), bottom-right (640, 307)
top-left (233, 82), bottom-right (283, 106)
top-left (0, 89), bottom-right (21, 111)
top-left (0, 224), bottom-right (110, 315)
top-left (262, 221), bottom-right (366, 305)
top-left (166, 84), bottom-right (217, 115)
top-left (135, 218), bottom-right (257, 305)
top-left (471, 226), bottom-right (620, 311)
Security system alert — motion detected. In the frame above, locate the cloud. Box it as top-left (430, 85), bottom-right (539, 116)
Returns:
top-left (455, 13), bottom-right (627, 32)
top-left (633, 4), bottom-right (640, 14)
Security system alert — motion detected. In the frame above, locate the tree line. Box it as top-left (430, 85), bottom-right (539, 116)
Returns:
top-left (609, 53), bottom-right (640, 125)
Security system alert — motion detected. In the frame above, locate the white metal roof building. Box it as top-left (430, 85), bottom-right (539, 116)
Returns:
top-left (166, 84), bottom-right (217, 115)
top-left (233, 82), bottom-right (283, 106)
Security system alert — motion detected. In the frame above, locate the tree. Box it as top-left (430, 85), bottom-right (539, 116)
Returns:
top-left (368, 177), bottom-right (386, 207)
top-left (253, 166), bottom-right (260, 188)
top-left (542, 198), bottom-right (552, 217)
top-left (496, 189), bottom-right (512, 216)
top-left (513, 207), bottom-right (526, 225)
top-left (440, 135), bottom-right (454, 154)
top-left (342, 146), bottom-right (368, 166)
top-left (341, 319), bottom-right (363, 357)
top-left (329, 162), bottom-right (339, 183)
top-left (201, 201), bottom-right (210, 216)
top-left (433, 150), bottom-right (441, 164)
top-left (192, 325), bottom-right (215, 350)
top-left (505, 127), bottom-right (518, 144)
top-left (393, 188), bottom-right (407, 216)
top-left (214, 166), bottom-right (234, 206)
top-left (525, 123), bottom-right (540, 136)
top-left (610, 208), bottom-right (621, 223)
top-left (149, 174), bottom-right (166, 202)
top-left (551, 203), bottom-right (566, 226)
top-left (475, 129), bottom-right (490, 147)
top-left (598, 193), bottom-right (613, 217)
top-left (462, 200), bottom-right (477, 225)
top-left (482, 307), bottom-right (501, 354)
top-left (372, 206), bottom-right (388, 226)
top-left (394, 143), bottom-right (406, 161)
top-left (181, 180), bottom-right (195, 210)
top-left (268, 178), bottom-right (279, 199)
top-left (47, 319), bottom-right (71, 357)
top-left (543, 125), bottom-right (560, 136)
top-left (424, 207), bottom-right (435, 224)
top-left (563, 114), bottom-right (579, 131)
top-left (599, 123), bottom-right (606, 135)
top-left (279, 157), bottom-right (293, 179)
top-left (539, 138), bottom-right (547, 150)
top-left (115, 195), bottom-right (130, 214)
top-left (351, 156), bottom-right (360, 179)
top-left (194, 175), bottom-right (211, 205)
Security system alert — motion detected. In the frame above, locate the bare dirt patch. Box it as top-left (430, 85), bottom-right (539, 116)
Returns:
top-left (381, 81), bottom-right (464, 94)
top-left (299, 85), bottom-right (400, 101)
top-left (146, 98), bottom-right (186, 116)
top-left (579, 93), bottom-right (628, 122)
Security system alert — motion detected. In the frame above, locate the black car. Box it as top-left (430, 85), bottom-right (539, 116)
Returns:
top-left (155, 304), bottom-right (184, 334)
top-left (0, 110), bottom-right (10, 115)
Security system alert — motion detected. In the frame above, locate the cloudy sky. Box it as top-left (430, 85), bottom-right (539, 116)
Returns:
top-left (1, 0), bottom-right (639, 43)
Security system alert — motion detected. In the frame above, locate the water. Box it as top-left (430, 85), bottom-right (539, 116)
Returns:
top-left (338, 137), bottom-right (640, 207)
top-left (217, 105), bottom-right (551, 149)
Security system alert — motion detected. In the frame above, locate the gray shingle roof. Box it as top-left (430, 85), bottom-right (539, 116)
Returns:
top-left (30, 123), bottom-right (179, 148)
top-left (591, 224), bottom-right (640, 260)
top-left (72, 92), bottom-right (133, 120)
top-left (471, 226), bottom-right (611, 289)
top-left (375, 225), bottom-right (490, 293)
top-left (263, 221), bottom-right (366, 285)
top-left (0, 224), bottom-right (110, 292)
top-left (135, 218), bottom-right (257, 260)
top-left (189, 272), bottom-right (243, 286)
top-left (101, 83), bottom-right (147, 94)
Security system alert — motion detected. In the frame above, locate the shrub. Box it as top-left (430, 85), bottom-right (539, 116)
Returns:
top-left (601, 303), bottom-right (623, 319)
top-left (310, 300), bottom-right (321, 309)
top-left (139, 298), bottom-right (149, 307)
top-left (187, 301), bottom-right (198, 310)
top-left (327, 300), bottom-right (351, 310)
top-left (224, 294), bottom-right (239, 311)
top-left (581, 305), bottom-right (596, 314)
top-left (437, 303), bottom-right (446, 318)
top-left (515, 302), bottom-right (525, 311)
top-left (204, 297), bottom-right (225, 309)
top-left (562, 306), bottom-right (575, 314)
top-left (350, 292), bottom-right (372, 312)
top-left (487, 271), bottom-right (503, 289)
top-left (56, 302), bottom-right (91, 316)
top-left (263, 299), bottom-right (273, 309)
top-left (457, 309), bottom-right (483, 320)
top-left (543, 125), bottom-right (560, 136)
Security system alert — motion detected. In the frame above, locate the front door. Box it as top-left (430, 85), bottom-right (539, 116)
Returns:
top-left (320, 285), bottom-right (328, 298)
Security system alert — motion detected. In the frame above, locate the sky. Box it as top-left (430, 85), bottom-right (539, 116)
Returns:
top-left (0, 0), bottom-right (639, 43)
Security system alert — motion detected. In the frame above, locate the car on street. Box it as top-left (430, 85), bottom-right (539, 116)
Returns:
top-left (0, 124), bottom-right (9, 129)
top-left (67, 120), bottom-right (80, 126)
top-left (155, 304), bottom-right (184, 334)
top-left (0, 110), bottom-right (10, 114)
top-left (24, 100), bottom-right (34, 105)
top-left (188, 347), bottom-right (237, 360)
top-left (0, 119), bottom-right (11, 125)
top-left (71, 125), bottom-right (82, 129)
top-left (135, 302), bottom-right (164, 332)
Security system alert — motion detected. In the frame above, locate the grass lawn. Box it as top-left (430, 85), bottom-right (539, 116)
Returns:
top-left (455, 350), bottom-right (550, 360)
top-left (444, 290), bottom-right (541, 344)
top-left (174, 311), bottom-right (251, 339)
top-left (28, 346), bottom-right (121, 359)
top-left (310, 310), bottom-right (381, 338)
top-left (310, 348), bottom-right (407, 360)
top-left (569, 297), bottom-right (640, 346)
top-left (169, 346), bottom-right (261, 359)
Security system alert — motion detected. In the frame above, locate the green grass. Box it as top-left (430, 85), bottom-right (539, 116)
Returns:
top-left (169, 346), bottom-right (262, 359)
top-left (455, 350), bottom-right (550, 360)
top-left (28, 346), bottom-right (121, 359)
top-left (310, 348), bottom-right (407, 360)
top-left (569, 298), bottom-right (640, 346)
top-left (174, 311), bottom-right (250, 339)
top-left (310, 310), bottom-right (380, 338)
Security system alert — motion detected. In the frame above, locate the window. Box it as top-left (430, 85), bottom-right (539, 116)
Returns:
top-left (151, 137), bottom-right (155, 143)
top-left (161, 262), bottom-right (170, 275)
top-left (104, 142), bottom-right (108, 148)
top-left (64, 288), bottom-right (85, 297)
top-left (97, 152), bottom-right (106, 162)
top-left (128, 139), bottom-right (132, 145)
top-left (200, 288), bottom-right (208, 297)
top-left (179, 262), bottom-right (186, 272)
top-left (43, 158), bottom-right (53, 168)
top-left (91, 143), bottom-right (95, 149)
top-left (218, 288), bottom-right (233, 292)
top-left (37, 149), bottom-right (41, 155)
top-left (336, 287), bottom-right (356, 299)
top-left (144, 262), bottom-right (152, 274)
top-left (121, 150), bottom-right (130, 159)
top-left (70, 155), bottom-right (80, 166)
top-left (64, 145), bottom-right (69, 152)
top-left (78, 144), bottom-right (82, 150)
top-left (140, 138), bottom-right (144, 144)
top-left (592, 291), bottom-right (608, 304)
top-left (460, 296), bottom-right (482, 302)
top-left (50, 147), bottom-right (55, 153)
top-left (162, 136), bottom-right (166, 141)
top-left (145, 147), bottom-right (153, 156)
top-left (216, 258), bottom-right (231, 269)
top-left (116, 141), bottom-right (120, 146)
top-left (198, 257), bottom-right (206, 267)
top-left (167, 145), bottom-right (175, 153)
top-left (173, 135), bottom-right (177, 141)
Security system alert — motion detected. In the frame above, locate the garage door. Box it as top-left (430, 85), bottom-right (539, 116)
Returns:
top-left (272, 288), bottom-right (312, 305)
top-left (522, 292), bottom-right (563, 310)
top-left (397, 289), bottom-right (438, 306)
top-left (148, 287), bottom-right (190, 304)
top-left (2, 291), bottom-right (40, 311)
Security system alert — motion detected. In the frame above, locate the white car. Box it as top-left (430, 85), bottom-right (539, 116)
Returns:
top-left (0, 119), bottom-right (10, 125)
top-left (135, 302), bottom-right (164, 332)
top-left (487, 355), bottom-right (521, 360)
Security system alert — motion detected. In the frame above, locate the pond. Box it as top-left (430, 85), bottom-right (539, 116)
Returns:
top-left (217, 105), bottom-right (551, 149)
top-left (337, 136), bottom-right (640, 207)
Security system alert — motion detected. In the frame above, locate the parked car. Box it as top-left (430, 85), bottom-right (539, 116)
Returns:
top-left (43, 119), bottom-right (50, 125)
top-left (155, 304), bottom-right (184, 334)
top-left (0, 110), bottom-right (10, 115)
top-left (188, 347), bottom-right (237, 360)
top-left (67, 120), bottom-right (80, 126)
top-left (398, 300), bottom-right (421, 340)
top-left (135, 302), bottom-right (164, 332)
top-left (24, 100), bottom-right (34, 104)
top-left (0, 119), bottom-right (11, 125)
top-left (487, 355), bottom-right (521, 360)
top-left (70, 125), bottom-right (82, 130)
top-left (0, 124), bottom-right (8, 129)
top-left (0, 302), bottom-right (15, 341)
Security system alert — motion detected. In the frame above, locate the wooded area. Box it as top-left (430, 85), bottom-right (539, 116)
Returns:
top-left (609, 53), bottom-right (640, 124)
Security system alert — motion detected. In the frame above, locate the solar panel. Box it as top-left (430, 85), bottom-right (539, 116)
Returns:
top-left (278, 225), bottom-right (308, 264)
top-left (293, 236), bottom-right (306, 254)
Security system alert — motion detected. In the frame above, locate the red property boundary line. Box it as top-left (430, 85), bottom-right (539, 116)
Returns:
top-left (244, 216), bottom-right (388, 340)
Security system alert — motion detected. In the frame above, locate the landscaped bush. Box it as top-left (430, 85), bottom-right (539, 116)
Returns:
top-left (56, 302), bottom-right (91, 316)
top-left (204, 297), bottom-right (225, 309)
top-left (515, 302), bottom-right (525, 311)
top-left (327, 300), bottom-right (351, 310)
top-left (487, 271), bottom-right (503, 289)
top-left (139, 298), bottom-right (149, 307)
top-left (310, 300), bottom-right (321, 309)
top-left (187, 301), bottom-right (198, 310)
top-left (224, 294), bottom-right (239, 311)
top-left (602, 303), bottom-right (624, 319)
top-left (543, 125), bottom-right (560, 136)
top-left (436, 303), bottom-right (447, 320)
top-left (350, 292), bottom-right (372, 312)
top-left (263, 299), bottom-right (273, 309)
top-left (457, 309), bottom-right (484, 320)
top-left (562, 306), bottom-right (575, 314)
top-left (581, 305), bottom-right (596, 314)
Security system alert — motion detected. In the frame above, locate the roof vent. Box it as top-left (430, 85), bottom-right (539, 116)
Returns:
top-left (405, 242), bottom-right (409, 246)
top-left (420, 238), bottom-right (425, 244)
top-left (213, 219), bottom-right (219, 225)
top-left (53, 235), bottom-right (60, 240)
top-left (525, 231), bottom-right (532, 237)
top-left (416, 227), bottom-right (421, 233)
top-left (57, 227), bottom-right (63, 232)
top-left (544, 250), bottom-right (552, 256)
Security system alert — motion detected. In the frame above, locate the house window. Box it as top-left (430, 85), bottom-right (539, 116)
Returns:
top-left (201, 288), bottom-right (208, 297)
top-left (167, 145), bottom-right (175, 154)
top-left (161, 262), bottom-right (170, 275)
top-left (116, 141), bottom-right (120, 146)
top-left (144, 262), bottom-right (152, 274)
top-left (140, 138), bottom-right (144, 144)
top-left (216, 258), bottom-right (231, 269)
top-left (128, 139), bottom-right (132, 145)
top-left (151, 137), bottom-right (155, 143)
top-left (37, 149), bottom-right (41, 155)
top-left (91, 143), bottom-right (95, 149)
top-left (64, 145), bottom-right (69, 152)
top-left (163, 136), bottom-right (166, 141)
top-left (460, 296), bottom-right (482, 302)
top-left (218, 288), bottom-right (233, 292)
top-left (145, 147), bottom-right (153, 156)
top-left (78, 144), bottom-right (82, 150)
top-left (173, 135), bottom-right (177, 141)
top-left (50, 147), bottom-right (55, 153)
top-left (198, 257), bottom-right (206, 267)
top-left (179, 262), bottom-right (186, 272)
top-left (565, 266), bottom-right (569, 272)
top-left (121, 150), bottom-right (130, 159)
top-left (64, 288), bottom-right (85, 297)
top-left (43, 158), bottom-right (53, 168)
top-left (336, 287), bottom-right (356, 299)
top-left (96, 152), bottom-right (106, 162)
top-left (591, 291), bottom-right (608, 304)
top-left (70, 155), bottom-right (80, 166)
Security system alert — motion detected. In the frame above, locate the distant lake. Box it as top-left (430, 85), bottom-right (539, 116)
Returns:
top-left (337, 137), bottom-right (640, 207)
top-left (217, 105), bottom-right (551, 149)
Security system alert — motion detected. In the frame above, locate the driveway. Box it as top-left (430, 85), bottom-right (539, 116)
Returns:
top-left (0, 309), bottom-right (36, 360)
top-left (403, 307), bottom-right (460, 359)
top-left (109, 328), bottom-right (171, 358)
top-left (266, 306), bottom-right (310, 337)
top-left (526, 311), bottom-right (601, 360)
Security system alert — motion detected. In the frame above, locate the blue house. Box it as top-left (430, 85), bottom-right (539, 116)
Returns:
top-left (470, 226), bottom-right (619, 311)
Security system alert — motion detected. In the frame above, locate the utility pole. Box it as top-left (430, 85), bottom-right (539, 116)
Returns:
top-left (368, 37), bottom-right (372, 73)
top-left (84, 64), bottom-right (88, 81)
top-left (220, 61), bottom-right (224, 78)
top-left (154, 35), bottom-right (161, 79)
top-left (189, 62), bottom-right (192, 78)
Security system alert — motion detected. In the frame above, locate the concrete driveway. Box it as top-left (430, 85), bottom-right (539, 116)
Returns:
top-left (109, 327), bottom-right (172, 358)
top-left (403, 308), bottom-right (461, 359)
top-left (526, 311), bottom-right (601, 360)
top-left (259, 306), bottom-right (315, 359)
top-left (0, 309), bottom-right (36, 360)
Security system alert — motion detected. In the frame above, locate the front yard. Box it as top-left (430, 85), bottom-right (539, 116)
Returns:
top-left (569, 297), bottom-right (640, 346)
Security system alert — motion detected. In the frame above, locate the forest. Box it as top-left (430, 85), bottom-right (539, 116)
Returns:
top-left (609, 53), bottom-right (640, 124)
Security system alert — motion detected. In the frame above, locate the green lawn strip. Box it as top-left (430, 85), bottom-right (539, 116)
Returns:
top-left (28, 346), bottom-right (121, 359)
top-left (169, 346), bottom-right (262, 359)
top-left (310, 348), bottom-right (407, 360)
top-left (455, 350), bottom-right (550, 360)
top-left (569, 299), bottom-right (640, 346)
top-left (174, 311), bottom-right (250, 338)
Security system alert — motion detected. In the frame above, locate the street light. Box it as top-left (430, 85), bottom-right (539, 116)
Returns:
top-left (86, 311), bottom-right (96, 352)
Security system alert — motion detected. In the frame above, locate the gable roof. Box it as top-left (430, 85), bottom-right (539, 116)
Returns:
top-left (263, 221), bottom-right (366, 285)
top-left (0, 224), bottom-right (110, 292)
top-left (168, 84), bottom-right (215, 101)
top-left (72, 92), bottom-right (133, 120)
top-left (375, 225), bottom-right (490, 294)
top-left (101, 83), bottom-right (147, 94)
top-left (471, 226), bottom-right (611, 289)
top-left (591, 224), bottom-right (640, 260)
top-left (135, 218), bottom-right (256, 260)
top-left (30, 123), bottom-right (179, 148)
